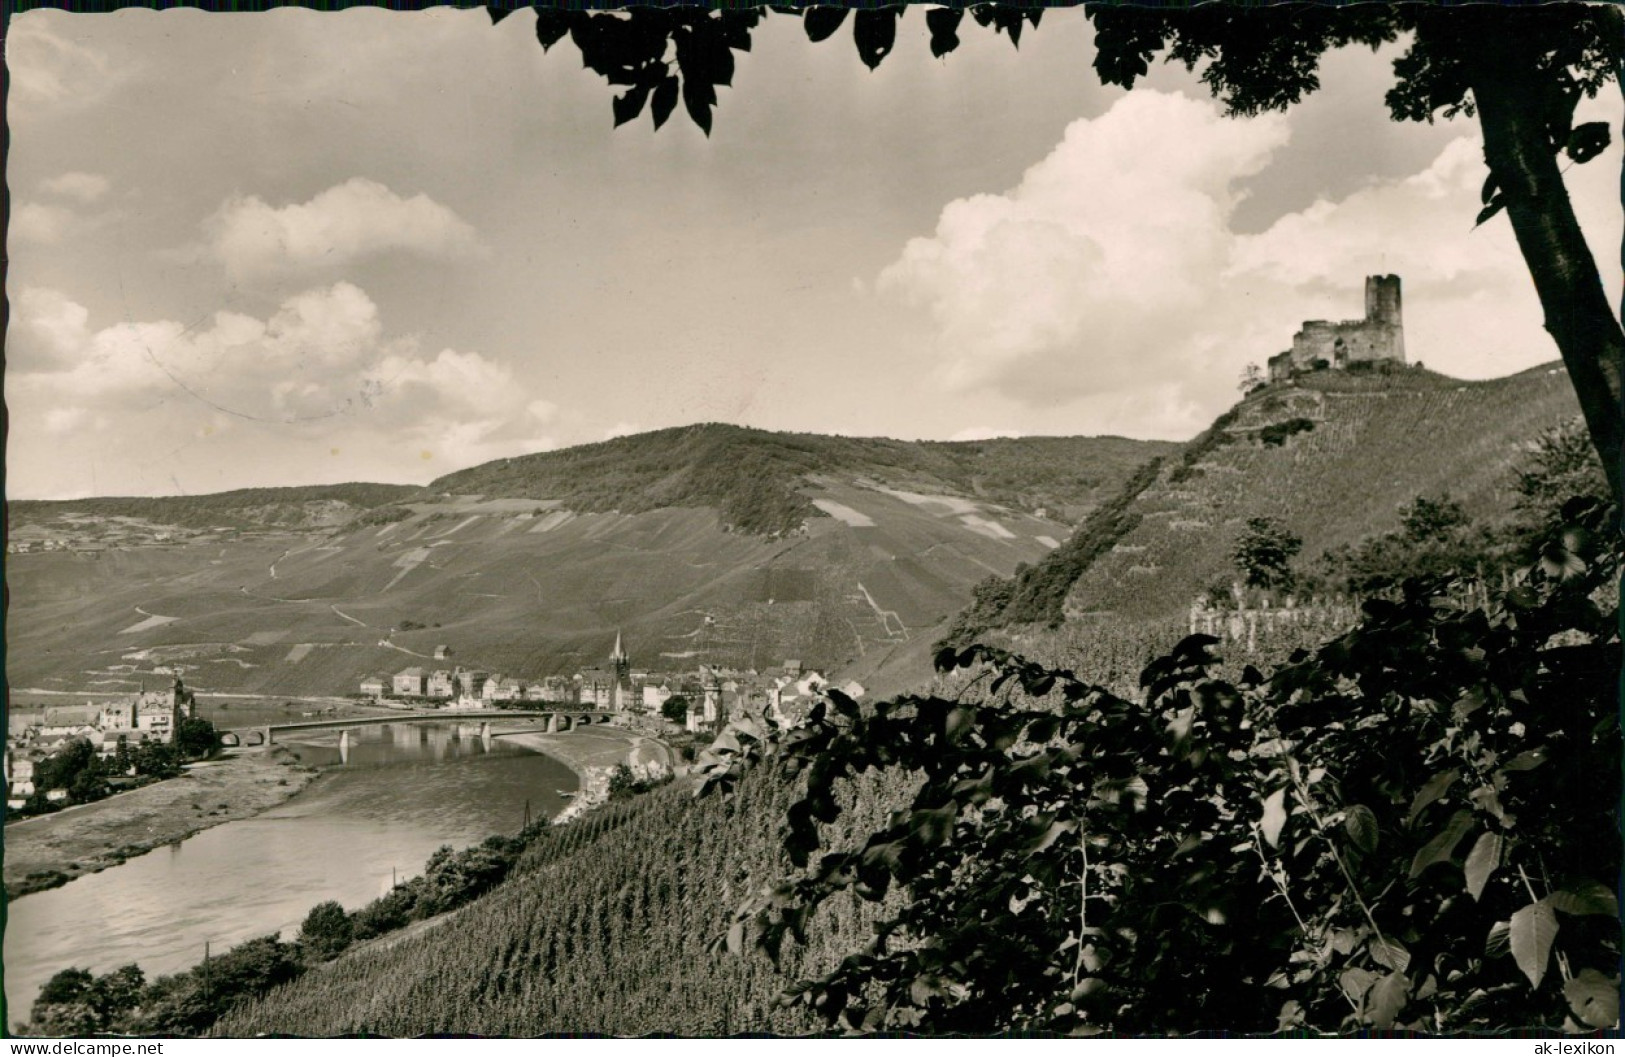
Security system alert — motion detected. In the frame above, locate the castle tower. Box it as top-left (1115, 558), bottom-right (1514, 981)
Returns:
top-left (1364, 274), bottom-right (1405, 363)
top-left (1364, 274), bottom-right (1402, 327)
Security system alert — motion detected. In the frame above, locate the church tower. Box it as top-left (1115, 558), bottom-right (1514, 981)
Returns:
top-left (609, 630), bottom-right (631, 710)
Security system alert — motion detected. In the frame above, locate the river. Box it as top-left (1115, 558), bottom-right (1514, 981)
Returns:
top-left (3, 723), bottom-right (576, 1025)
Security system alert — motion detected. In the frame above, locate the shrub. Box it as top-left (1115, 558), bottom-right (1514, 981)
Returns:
top-left (1233, 517), bottom-right (1302, 589)
top-left (297, 901), bottom-right (354, 962)
top-left (1258, 417), bottom-right (1316, 447)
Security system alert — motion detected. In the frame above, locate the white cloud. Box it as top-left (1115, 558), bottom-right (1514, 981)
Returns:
top-left (10, 287), bottom-right (91, 368)
top-left (880, 89), bottom-right (1623, 439)
top-left (5, 16), bottom-right (126, 112)
top-left (11, 202), bottom-right (78, 244)
top-left (206, 178), bottom-right (480, 279)
top-left (41, 171), bottom-right (110, 202)
top-left (6, 283), bottom-right (554, 497)
top-left (949, 426), bottom-right (1023, 442)
top-left (880, 90), bottom-right (1290, 415)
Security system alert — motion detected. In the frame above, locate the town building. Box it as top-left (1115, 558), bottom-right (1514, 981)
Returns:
top-left (393, 667), bottom-right (427, 696)
top-left (456, 668), bottom-right (492, 699)
top-left (360, 675), bottom-right (387, 698)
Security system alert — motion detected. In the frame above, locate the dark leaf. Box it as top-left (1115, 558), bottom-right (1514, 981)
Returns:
top-left (1407, 768), bottom-right (1459, 825)
top-left (1408, 810), bottom-right (1474, 878)
top-left (1366, 971), bottom-right (1410, 1029)
top-left (827, 689), bottom-right (861, 720)
top-left (650, 75), bottom-right (679, 129)
top-left (1564, 969), bottom-right (1620, 1029)
top-left (1338, 966), bottom-right (1378, 1006)
top-left (1479, 171), bottom-right (1498, 205)
top-left (612, 84), bottom-right (652, 128)
top-left (1260, 787), bottom-right (1288, 848)
top-left (1463, 831), bottom-right (1502, 902)
top-left (535, 9), bottom-right (571, 51)
top-left (1485, 920), bottom-right (1511, 958)
top-left (1547, 882), bottom-right (1618, 918)
top-left (488, 6), bottom-right (514, 26)
top-left (1451, 687), bottom-right (1486, 721)
top-left (682, 77), bottom-right (715, 136)
top-left (1344, 804), bottom-right (1379, 854)
top-left (803, 7), bottom-right (848, 43)
top-left (852, 8), bottom-right (901, 71)
top-left (1024, 818), bottom-right (1077, 856)
top-left (925, 7), bottom-right (962, 58)
top-left (1474, 195), bottom-right (1507, 228)
top-left (1509, 900), bottom-right (1559, 989)
top-left (1370, 938), bottom-right (1411, 974)
top-left (1501, 746), bottom-right (1550, 772)
top-left (911, 805), bottom-right (958, 847)
top-left (1565, 121), bottom-right (1610, 164)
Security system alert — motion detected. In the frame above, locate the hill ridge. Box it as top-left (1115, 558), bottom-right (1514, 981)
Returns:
top-left (946, 362), bottom-right (1579, 642)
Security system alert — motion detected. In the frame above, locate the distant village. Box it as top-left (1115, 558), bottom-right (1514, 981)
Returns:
top-left (6, 678), bottom-right (199, 811)
top-left (358, 632), bottom-right (861, 734)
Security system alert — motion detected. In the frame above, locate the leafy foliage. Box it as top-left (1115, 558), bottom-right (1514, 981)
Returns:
top-left (1399, 494), bottom-right (1469, 543)
top-left (177, 716), bottom-right (221, 760)
top-left (29, 965), bottom-right (147, 1037)
top-left (1234, 517), bottom-right (1303, 590)
top-left (298, 901), bottom-right (355, 963)
top-left (1258, 417), bottom-right (1315, 448)
top-left (661, 694), bottom-right (690, 725)
top-left (1513, 417), bottom-right (1613, 534)
top-left (696, 498), bottom-right (1620, 1034)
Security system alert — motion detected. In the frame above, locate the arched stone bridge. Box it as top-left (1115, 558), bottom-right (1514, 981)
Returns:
top-left (218, 710), bottom-right (616, 748)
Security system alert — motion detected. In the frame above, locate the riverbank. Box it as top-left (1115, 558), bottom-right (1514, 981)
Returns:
top-left (495, 724), bottom-right (670, 777)
top-left (494, 724), bottom-right (673, 824)
top-left (3, 747), bottom-right (318, 899)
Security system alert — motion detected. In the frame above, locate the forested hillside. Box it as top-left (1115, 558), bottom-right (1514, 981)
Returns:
top-left (9, 484), bottom-right (418, 536)
top-left (424, 424), bottom-right (1172, 535)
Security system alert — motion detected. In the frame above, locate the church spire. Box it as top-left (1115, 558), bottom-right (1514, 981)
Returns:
top-left (610, 629), bottom-right (627, 665)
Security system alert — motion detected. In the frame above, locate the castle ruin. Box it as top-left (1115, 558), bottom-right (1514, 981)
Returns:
top-left (1267, 275), bottom-right (1406, 383)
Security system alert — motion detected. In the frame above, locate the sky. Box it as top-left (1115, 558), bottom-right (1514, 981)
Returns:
top-left (6, 7), bottom-right (1622, 499)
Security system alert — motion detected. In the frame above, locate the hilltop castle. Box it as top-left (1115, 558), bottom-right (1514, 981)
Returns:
top-left (1267, 275), bottom-right (1406, 383)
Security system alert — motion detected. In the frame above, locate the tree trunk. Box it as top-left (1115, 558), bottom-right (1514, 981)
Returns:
top-left (1461, 35), bottom-right (1625, 509)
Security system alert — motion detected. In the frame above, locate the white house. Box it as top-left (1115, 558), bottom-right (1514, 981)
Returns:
top-left (393, 668), bottom-right (427, 697)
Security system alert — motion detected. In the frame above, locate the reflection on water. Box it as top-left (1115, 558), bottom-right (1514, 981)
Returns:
top-left (289, 720), bottom-right (500, 767)
top-left (4, 724), bottom-right (575, 1026)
